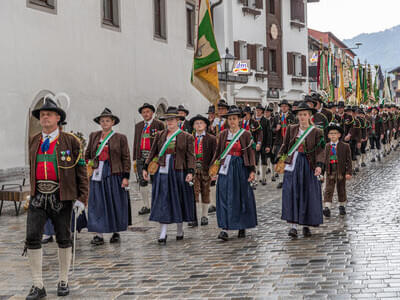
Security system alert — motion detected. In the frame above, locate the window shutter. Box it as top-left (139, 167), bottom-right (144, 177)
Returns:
top-left (111, 0), bottom-right (119, 27)
top-left (248, 44), bottom-right (257, 70)
top-left (255, 0), bottom-right (263, 9)
top-left (301, 55), bottom-right (307, 76)
top-left (234, 41), bottom-right (241, 60)
top-left (298, 0), bottom-right (305, 23)
top-left (263, 47), bottom-right (269, 72)
top-left (287, 52), bottom-right (293, 75)
top-left (290, 0), bottom-right (296, 20)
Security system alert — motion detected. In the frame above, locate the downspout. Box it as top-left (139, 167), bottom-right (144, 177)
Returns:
top-left (210, 0), bottom-right (223, 25)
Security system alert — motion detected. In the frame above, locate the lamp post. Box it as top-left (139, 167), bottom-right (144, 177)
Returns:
top-left (220, 47), bottom-right (236, 102)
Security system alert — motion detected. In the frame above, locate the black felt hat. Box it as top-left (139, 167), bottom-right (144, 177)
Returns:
top-left (159, 106), bottom-right (185, 121)
top-left (138, 103), bottom-right (155, 114)
top-left (190, 114), bottom-right (210, 128)
top-left (292, 101), bottom-right (317, 114)
top-left (222, 105), bottom-right (243, 118)
top-left (94, 108), bottom-right (120, 125)
top-left (32, 96), bottom-right (67, 123)
top-left (177, 104), bottom-right (189, 115)
top-left (326, 122), bottom-right (344, 135)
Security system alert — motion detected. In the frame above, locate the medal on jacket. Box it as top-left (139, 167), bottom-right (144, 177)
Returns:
top-left (66, 150), bottom-right (71, 162)
top-left (61, 151), bottom-right (66, 161)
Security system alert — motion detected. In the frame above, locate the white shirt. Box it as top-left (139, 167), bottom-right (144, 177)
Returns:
top-left (42, 128), bottom-right (59, 142)
top-left (144, 118), bottom-right (154, 127)
top-left (195, 131), bottom-right (206, 138)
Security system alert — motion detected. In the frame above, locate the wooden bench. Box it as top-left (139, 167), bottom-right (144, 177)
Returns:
top-left (0, 169), bottom-right (30, 216)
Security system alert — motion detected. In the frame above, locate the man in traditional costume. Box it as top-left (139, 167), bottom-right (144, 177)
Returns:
top-left (133, 103), bottom-right (165, 215)
top-left (25, 97), bottom-right (88, 299)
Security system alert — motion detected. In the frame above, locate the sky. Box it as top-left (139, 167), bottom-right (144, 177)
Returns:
top-left (307, 0), bottom-right (400, 40)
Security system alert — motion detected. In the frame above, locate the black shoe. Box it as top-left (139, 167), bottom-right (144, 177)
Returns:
top-left (303, 227), bottom-right (312, 237)
top-left (26, 286), bottom-right (46, 300)
top-left (261, 179), bottom-right (267, 186)
top-left (208, 205), bottom-right (216, 213)
top-left (41, 236), bottom-right (53, 244)
top-left (378, 155), bottom-right (381, 162)
top-left (339, 206), bottom-right (347, 216)
top-left (288, 228), bottom-right (298, 238)
top-left (110, 233), bottom-right (120, 243)
top-left (323, 207), bottom-right (331, 218)
top-left (383, 153), bottom-right (386, 157)
top-left (158, 235), bottom-right (167, 245)
top-left (355, 167), bottom-right (360, 172)
top-left (238, 229), bottom-right (246, 238)
top-left (275, 173), bottom-right (279, 178)
top-left (371, 158), bottom-right (376, 162)
top-left (277, 182), bottom-right (283, 189)
top-left (188, 220), bottom-right (198, 227)
top-left (176, 233), bottom-right (184, 240)
top-left (352, 170), bottom-right (357, 176)
top-left (57, 281), bottom-right (69, 297)
top-left (266, 168), bottom-right (271, 174)
top-left (200, 217), bottom-right (208, 226)
top-left (138, 206), bottom-right (150, 215)
top-left (271, 176), bottom-right (276, 182)
top-left (361, 162), bottom-right (366, 167)
top-left (218, 231), bottom-right (229, 241)
top-left (90, 236), bottom-right (104, 245)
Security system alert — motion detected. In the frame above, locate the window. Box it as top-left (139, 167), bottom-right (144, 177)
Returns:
top-left (269, 50), bottom-right (277, 73)
top-left (240, 42), bottom-right (247, 61)
top-left (290, 0), bottom-right (305, 23)
top-left (154, 0), bottom-right (167, 40)
top-left (256, 46), bottom-right (264, 72)
top-left (269, 0), bottom-right (275, 14)
top-left (27, 0), bottom-right (57, 13)
top-left (186, 2), bottom-right (195, 47)
top-left (102, 0), bottom-right (120, 29)
top-left (293, 54), bottom-right (302, 76)
top-left (287, 52), bottom-right (307, 77)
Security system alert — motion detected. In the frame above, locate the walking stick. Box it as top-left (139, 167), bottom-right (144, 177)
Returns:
top-left (72, 207), bottom-right (78, 272)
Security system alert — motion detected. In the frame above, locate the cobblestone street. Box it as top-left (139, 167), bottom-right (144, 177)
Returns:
top-left (2, 153), bottom-right (400, 299)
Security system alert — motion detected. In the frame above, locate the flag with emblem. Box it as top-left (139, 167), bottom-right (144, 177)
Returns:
top-left (191, 0), bottom-right (221, 104)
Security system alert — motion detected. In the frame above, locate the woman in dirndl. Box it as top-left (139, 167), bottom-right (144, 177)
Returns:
top-left (278, 101), bottom-right (325, 238)
top-left (143, 106), bottom-right (195, 245)
top-left (210, 105), bottom-right (257, 241)
top-left (85, 108), bottom-right (131, 245)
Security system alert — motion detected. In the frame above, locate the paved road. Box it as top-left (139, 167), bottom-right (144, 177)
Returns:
top-left (2, 152), bottom-right (400, 299)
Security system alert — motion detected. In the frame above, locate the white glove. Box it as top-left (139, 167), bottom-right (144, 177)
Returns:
top-left (73, 200), bottom-right (85, 216)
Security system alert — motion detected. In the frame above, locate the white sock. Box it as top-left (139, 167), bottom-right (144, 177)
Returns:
top-left (28, 248), bottom-right (43, 289)
top-left (42, 234), bottom-right (52, 239)
top-left (176, 223), bottom-right (183, 237)
top-left (324, 202), bottom-right (332, 209)
top-left (261, 165), bottom-right (266, 180)
top-left (140, 187), bottom-right (150, 208)
top-left (196, 202), bottom-right (201, 220)
top-left (58, 247), bottom-right (72, 284)
top-left (339, 201), bottom-right (347, 208)
top-left (291, 224), bottom-right (297, 229)
top-left (159, 224), bottom-right (168, 239)
top-left (95, 233), bottom-right (103, 238)
top-left (201, 203), bottom-right (208, 218)
top-left (210, 185), bottom-right (216, 206)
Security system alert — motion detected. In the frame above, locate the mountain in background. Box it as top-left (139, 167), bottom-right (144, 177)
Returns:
top-left (344, 25), bottom-right (400, 72)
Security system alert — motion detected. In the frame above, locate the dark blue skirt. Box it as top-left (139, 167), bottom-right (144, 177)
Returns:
top-left (150, 155), bottom-right (195, 224)
top-left (87, 161), bottom-right (129, 233)
top-left (216, 156), bottom-right (258, 230)
top-left (281, 153), bottom-right (323, 226)
top-left (44, 210), bottom-right (87, 235)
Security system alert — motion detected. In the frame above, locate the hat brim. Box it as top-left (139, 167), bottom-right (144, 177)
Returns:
top-left (190, 116), bottom-right (210, 128)
top-left (159, 114), bottom-right (185, 121)
top-left (32, 107), bottom-right (66, 123)
top-left (278, 103), bottom-right (292, 107)
top-left (138, 105), bottom-right (155, 114)
top-left (326, 125), bottom-right (344, 135)
top-left (293, 107), bottom-right (317, 115)
top-left (177, 109), bottom-right (189, 115)
top-left (222, 112), bottom-right (242, 118)
top-left (94, 114), bottom-right (120, 125)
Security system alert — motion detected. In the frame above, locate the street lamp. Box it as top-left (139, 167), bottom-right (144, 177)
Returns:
top-left (340, 42), bottom-right (362, 51)
top-left (220, 47), bottom-right (236, 101)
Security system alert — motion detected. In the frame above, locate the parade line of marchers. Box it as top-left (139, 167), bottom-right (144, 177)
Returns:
top-left (22, 92), bottom-right (400, 300)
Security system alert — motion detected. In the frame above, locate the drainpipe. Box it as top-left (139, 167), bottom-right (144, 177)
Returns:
top-left (210, 0), bottom-right (223, 24)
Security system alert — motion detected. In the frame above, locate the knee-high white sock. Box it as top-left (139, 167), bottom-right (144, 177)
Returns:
top-left (210, 185), bottom-right (216, 206)
top-left (196, 202), bottom-right (201, 220)
top-left (140, 186), bottom-right (150, 208)
top-left (159, 224), bottom-right (168, 239)
top-left (176, 223), bottom-right (183, 236)
top-left (261, 165), bottom-right (266, 180)
top-left (324, 202), bottom-right (332, 209)
top-left (58, 247), bottom-right (72, 284)
top-left (28, 248), bottom-right (43, 288)
top-left (201, 203), bottom-right (208, 218)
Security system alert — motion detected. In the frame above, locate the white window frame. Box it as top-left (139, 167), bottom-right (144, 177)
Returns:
top-left (26, 0), bottom-right (57, 14)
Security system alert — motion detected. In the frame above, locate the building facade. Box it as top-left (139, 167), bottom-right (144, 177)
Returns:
top-left (0, 0), bottom-right (205, 173)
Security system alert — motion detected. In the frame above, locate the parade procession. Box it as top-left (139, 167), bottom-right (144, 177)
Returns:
top-left (3, 0), bottom-right (400, 299)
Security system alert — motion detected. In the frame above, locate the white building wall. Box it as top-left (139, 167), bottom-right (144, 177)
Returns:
top-left (281, 0), bottom-right (309, 101)
top-left (0, 0), bottom-right (206, 170)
